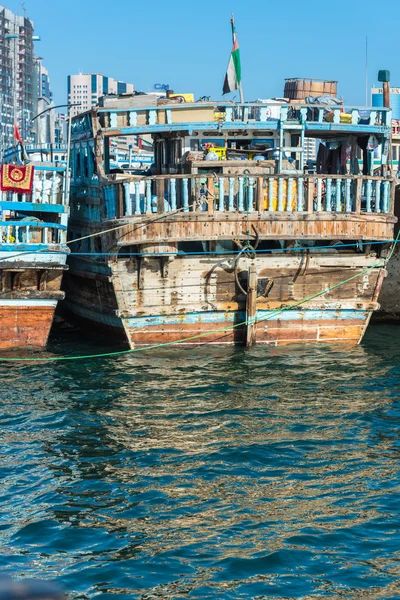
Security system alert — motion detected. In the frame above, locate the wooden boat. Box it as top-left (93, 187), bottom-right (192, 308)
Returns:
top-left (63, 96), bottom-right (396, 346)
top-left (0, 154), bottom-right (69, 349)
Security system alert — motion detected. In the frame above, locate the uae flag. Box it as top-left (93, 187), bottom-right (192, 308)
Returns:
top-left (223, 22), bottom-right (242, 95)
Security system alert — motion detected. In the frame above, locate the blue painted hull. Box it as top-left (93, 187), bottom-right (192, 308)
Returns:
top-left (121, 308), bottom-right (370, 346)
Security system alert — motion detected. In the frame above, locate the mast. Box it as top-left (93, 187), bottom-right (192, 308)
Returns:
top-left (365, 36), bottom-right (368, 105)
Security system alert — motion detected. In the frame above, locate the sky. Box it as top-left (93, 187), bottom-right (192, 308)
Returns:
top-left (5, 0), bottom-right (399, 107)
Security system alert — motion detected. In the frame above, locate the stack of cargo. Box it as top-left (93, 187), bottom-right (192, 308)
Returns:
top-left (284, 78), bottom-right (338, 100)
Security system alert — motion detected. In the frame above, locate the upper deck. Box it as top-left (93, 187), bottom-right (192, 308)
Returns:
top-left (71, 101), bottom-right (393, 140)
top-left (0, 154), bottom-right (70, 252)
top-left (68, 99), bottom-right (396, 246)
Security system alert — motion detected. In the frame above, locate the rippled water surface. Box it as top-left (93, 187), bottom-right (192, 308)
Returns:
top-left (1, 324), bottom-right (400, 599)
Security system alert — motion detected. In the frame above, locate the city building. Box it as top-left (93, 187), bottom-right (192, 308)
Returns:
top-left (371, 86), bottom-right (400, 169)
top-left (34, 57), bottom-right (55, 145)
top-left (35, 57), bottom-right (52, 101)
top-left (371, 86), bottom-right (400, 120)
top-left (303, 138), bottom-right (317, 164)
top-left (0, 5), bottom-right (38, 154)
top-left (67, 73), bottom-right (135, 116)
top-left (54, 113), bottom-right (67, 145)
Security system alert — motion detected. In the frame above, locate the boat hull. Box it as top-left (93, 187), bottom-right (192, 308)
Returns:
top-left (0, 300), bottom-right (58, 349)
top-left (63, 252), bottom-right (384, 348)
top-left (378, 246), bottom-right (400, 319)
top-left (0, 251), bottom-right (68, 350)
top-left (120, 308), bottom-right (371, 346)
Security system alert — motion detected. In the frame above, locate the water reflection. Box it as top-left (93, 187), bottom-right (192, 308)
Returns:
top-left (1, 325), bottom-right (400, 598)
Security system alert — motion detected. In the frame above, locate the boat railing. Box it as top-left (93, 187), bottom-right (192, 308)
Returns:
top-left (0, 166), bottom-right (68, 208)
top-left (90, 102), bottom-right (392, 134)
top-left (101, 174), bottom-right (395, 220)
top-left (0, 221), bottom-right (67, 246)
top-left (2, 143), bottom-right (67, 161)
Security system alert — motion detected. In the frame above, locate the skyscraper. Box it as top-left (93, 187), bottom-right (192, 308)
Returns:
top-left (35, 58), bottom-right (52, 102)
top-left (34, 57), bottom-right (54, 145)
top-left (0, 5), bottom-right (37, 154)
top-left (67, 73), bottom-right (135, 116)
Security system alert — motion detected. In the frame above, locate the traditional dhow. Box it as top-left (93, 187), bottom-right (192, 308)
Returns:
top-left (0, 155), bottom-right (69, 349)
top-left (63, 97), bottom-right (396, 346)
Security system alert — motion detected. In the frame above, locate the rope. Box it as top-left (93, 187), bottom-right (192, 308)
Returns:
top-left (0, 204), bottom-right (191, 263)
top-left (61, 239), bottom-right (397, 257)
top-left (1, 231), bottom-right (398, 363)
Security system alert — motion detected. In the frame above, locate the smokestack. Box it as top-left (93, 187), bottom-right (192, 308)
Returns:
top-left (378, 70), bottom-right (391, 108)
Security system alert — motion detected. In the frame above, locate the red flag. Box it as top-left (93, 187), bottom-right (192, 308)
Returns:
top-left (1, 164), bottom-right (34, 193)
top-left (14, 123), bottom-right (22, 144)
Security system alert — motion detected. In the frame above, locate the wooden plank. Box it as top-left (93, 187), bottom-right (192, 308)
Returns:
top-left (256, 178), bottom-right (264, 212)
top-left (207, 177), bottom-right (215, 214)
top-left (246, 264), bottom-right (257, 346)
top-left (355, 178), bottom-right (363, 213)
top-left (0, 305), bottom-right (55, 349)
top-left (307, 177), bottom-right (314, 213)
top-left (107, 215), bottom-right (395, 246)
top-left (156, 179), bottom-right (164, 214)
top-left (318, 325), bottom-right (363, 341)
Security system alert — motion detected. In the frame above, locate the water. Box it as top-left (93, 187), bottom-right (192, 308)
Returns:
top-left (1, 323), bottom-right (400, 599)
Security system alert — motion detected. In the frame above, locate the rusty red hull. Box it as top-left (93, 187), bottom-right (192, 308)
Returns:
top-left (0, 302), bottom-right (57, 349)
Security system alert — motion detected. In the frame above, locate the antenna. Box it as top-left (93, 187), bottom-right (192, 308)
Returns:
top-left (365, 36), bottom-right (368, 105)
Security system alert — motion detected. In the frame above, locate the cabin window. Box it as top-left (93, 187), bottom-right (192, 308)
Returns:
top-left (177, 241), bottom-right (204, 254)
top-left (155, 140), bottom-right (167, 168)
top-left (83, 146), bottom-right (89, 178)
top-left (166, 139), bottom-right (182, 167)
top-left (76, 147), bottom-right (82, 179)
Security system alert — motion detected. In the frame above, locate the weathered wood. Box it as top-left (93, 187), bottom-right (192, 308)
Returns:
top-left (99, 172), bottom-right (395, 182)
top-left (207, 177), bottom-right (215, 214)
top-left (256, 178), bottom-right (264, 212)
top-left (156, 179), bottom-right (164, 214)
top-left (106, 213), bottom-right (395, 247)
top-left (75, 253), bottom-right (385, 349)
top-left (307, 178), bottom-right (314, 213)
top-left (355, 178), bottom-right (363, 213)
top-left (246, 264), bottom-right (257, 347)
top-left (0, 305), bottom-right (55, 349)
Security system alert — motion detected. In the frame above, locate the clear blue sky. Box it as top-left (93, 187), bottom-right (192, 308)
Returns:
top-left (6, 0), bottom-right (398, 106)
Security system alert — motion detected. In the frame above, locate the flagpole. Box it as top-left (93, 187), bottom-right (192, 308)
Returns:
top-left (231, 14), bottom-right (244, 103)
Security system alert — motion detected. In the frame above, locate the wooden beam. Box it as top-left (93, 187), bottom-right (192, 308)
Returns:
top-left (307, 177), bottom-right (314, 213)
top-left (355, 178), bottom-right (363, 213)
top-left (256, 178), bottom-right (264, 212)
top-left (156, 179), bottom-right (164, 214)
top-left (246, 264), bottom-right (257, 347)
top-left (207, 177), bottom-right (215, 214)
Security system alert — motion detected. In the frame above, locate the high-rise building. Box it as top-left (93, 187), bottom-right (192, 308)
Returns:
top-left (34, 57), bottom-right (54, 145)
top-left (67, 73), bottom-right (135, 116)
top-left (54, 113), bottom-right (67, 144)
top-left (35, 57), bottom-right (52, 101)
top-left (0, 5), bottom-right (37, 154)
